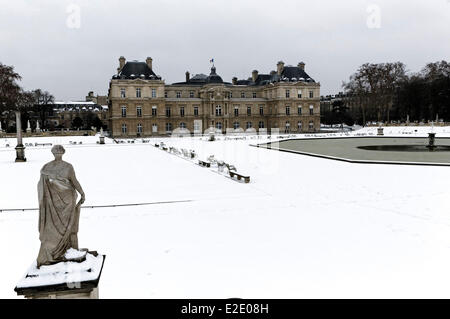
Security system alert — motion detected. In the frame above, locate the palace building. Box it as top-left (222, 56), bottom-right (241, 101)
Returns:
top-left (108, 56), bottom-right (320, 137)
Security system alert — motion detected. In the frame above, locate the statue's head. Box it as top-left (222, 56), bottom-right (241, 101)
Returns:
top-left (51, 145), bottom-right (66, 156)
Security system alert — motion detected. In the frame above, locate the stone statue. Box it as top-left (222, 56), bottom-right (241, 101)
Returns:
top-left (37, 145), bottom-right (85, 268)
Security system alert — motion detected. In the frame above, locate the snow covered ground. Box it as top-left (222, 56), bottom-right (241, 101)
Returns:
top-left (1, 126), bottom-right (450, 298)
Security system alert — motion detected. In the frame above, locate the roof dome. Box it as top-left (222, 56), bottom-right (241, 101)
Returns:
top-left (205, 66), bottom-right (223, 84)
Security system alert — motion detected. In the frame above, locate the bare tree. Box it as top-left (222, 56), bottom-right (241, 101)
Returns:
top-left (0, 63), bottom-right (22, 113)
top-left (31, 89), bottom-right (55, 129)
top-left (343, 62), bottom-right (407, 124)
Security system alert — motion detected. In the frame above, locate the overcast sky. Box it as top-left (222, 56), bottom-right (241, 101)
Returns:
top-left (0, 0), bottom-right (449, 101)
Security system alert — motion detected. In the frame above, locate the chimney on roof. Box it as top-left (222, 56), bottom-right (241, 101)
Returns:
top-left (277, 61), bottom-right (285, 76)
top-left (232, 77), bottom-right (238, 85)
top-left (252, 70), bottom-right (258, 82)
top-left (118, 56), bottom-right (126, 73)
top-left (298, 62), bottom-right (305, 71)
top-left (185, 71), bottom-right (190, 82)
top-left (146, 57), bottom-right (153, 70)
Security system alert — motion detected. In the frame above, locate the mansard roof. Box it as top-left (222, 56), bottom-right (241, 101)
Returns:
top-left (172, 66), bottom-right (231, 86)
top-left (281, 66), bottom-right (314, 82)
top-left (236, 65), bottom-right (316, 86)
top-left (112, 61), bottom-right (161, 80)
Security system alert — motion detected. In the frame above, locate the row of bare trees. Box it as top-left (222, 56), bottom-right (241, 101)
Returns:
top-left (0, 62), bottom-right (55, 131)
top-left (342, 61), bottom-right (450, 125)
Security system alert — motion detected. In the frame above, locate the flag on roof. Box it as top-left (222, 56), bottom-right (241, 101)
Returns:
top-left (210, 58), bottom-right (214, 63)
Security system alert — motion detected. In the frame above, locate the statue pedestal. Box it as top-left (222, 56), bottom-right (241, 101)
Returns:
top-left (99, 136), bottom-right (105, 144)
top-left (14, 252), bottom-right (105, 299)
top-left (15, 144), bottom-right (26, 162)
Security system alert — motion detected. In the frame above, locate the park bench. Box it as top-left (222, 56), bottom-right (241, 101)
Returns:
top-left (34, 142), bottom-right (52, 147)
top-left (198, 160), bottom-right (211, 167)
top-left (229, 171), bottom-right (250, 183)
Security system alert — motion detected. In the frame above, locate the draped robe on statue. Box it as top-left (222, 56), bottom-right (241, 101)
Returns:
top-left (37, 161), bottom-right (81, 268)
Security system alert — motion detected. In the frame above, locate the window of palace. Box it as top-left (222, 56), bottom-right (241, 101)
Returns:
top-left (180, 122), bottom-right (186, 129)
top-left (309, 90), bottom-right (313, 98)
top-left (285, 106), bottom-right (290, 115)
top-left (136, 88), bottom-right (141, 98)
top-left (215, 105), bottom-right (222, 116)
top-left (194, 121), bottom-right (201, 132)
top-left (164, 91), bottom-right (168, 98)
top-left (137, 123), bottom-right (143, 134)
top-left (252, 92), bottom-right (256, 98)
top-left (309, 105), bottom-right (314, 115)
top-left (246, 122), bottom-right (252, 129)
top-left (136, 106), bottom-right (142, 117)
top-left (180, 106), bottom-right (185, 117)
top-left (194, 106), bottom-right (199, 116)
top-left (234, 106), bottom-right (239, 116)
top-left (298, 105), bottom-right (302, 115)
top-left (233, 122), bottom-right (240, 129)
top-left (190, 91), bottom-right (194, 98)
top-left (259, 105), bottom-right (264, 115)
top-left (285, 89), bottom-right (290, 98)
top-left (152, 106), bottom-right (157, 116)
top-left (258, 121), bottom-right (264, 128)
top-left (215, 122), bottom-right (222, 130)
top-left (247, 106), bottom-right (251, 116)
top-left (309, 121), bottom-right (314, 129)
top-left (241, 92), bottom-right (245, 98)
top-left (166, 107), bottom-right (171, 117)
top-left (285, 121), bottom-right (290, 133)
top-left (152, 124), bottom-right (157, 133)
top-left (121, 124), bottom-right (127, 133)
top-left (298, 89), bottom-right (302, 98)
top-left (121, 106), bottom-right (127, 117)
top-left (165, 123), bottom-right (172, 132)
top-left (120, 88), bottom-right (126, 98)
top-left (152, 88), bottom-right (157, 98)
top-left (176, 91), bottom-right (181, 98)
top-left (298, 121), bottom-right (302, 131)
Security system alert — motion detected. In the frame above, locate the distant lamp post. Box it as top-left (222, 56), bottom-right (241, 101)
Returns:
top-left (15, 111), bottom-right (26, 162)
